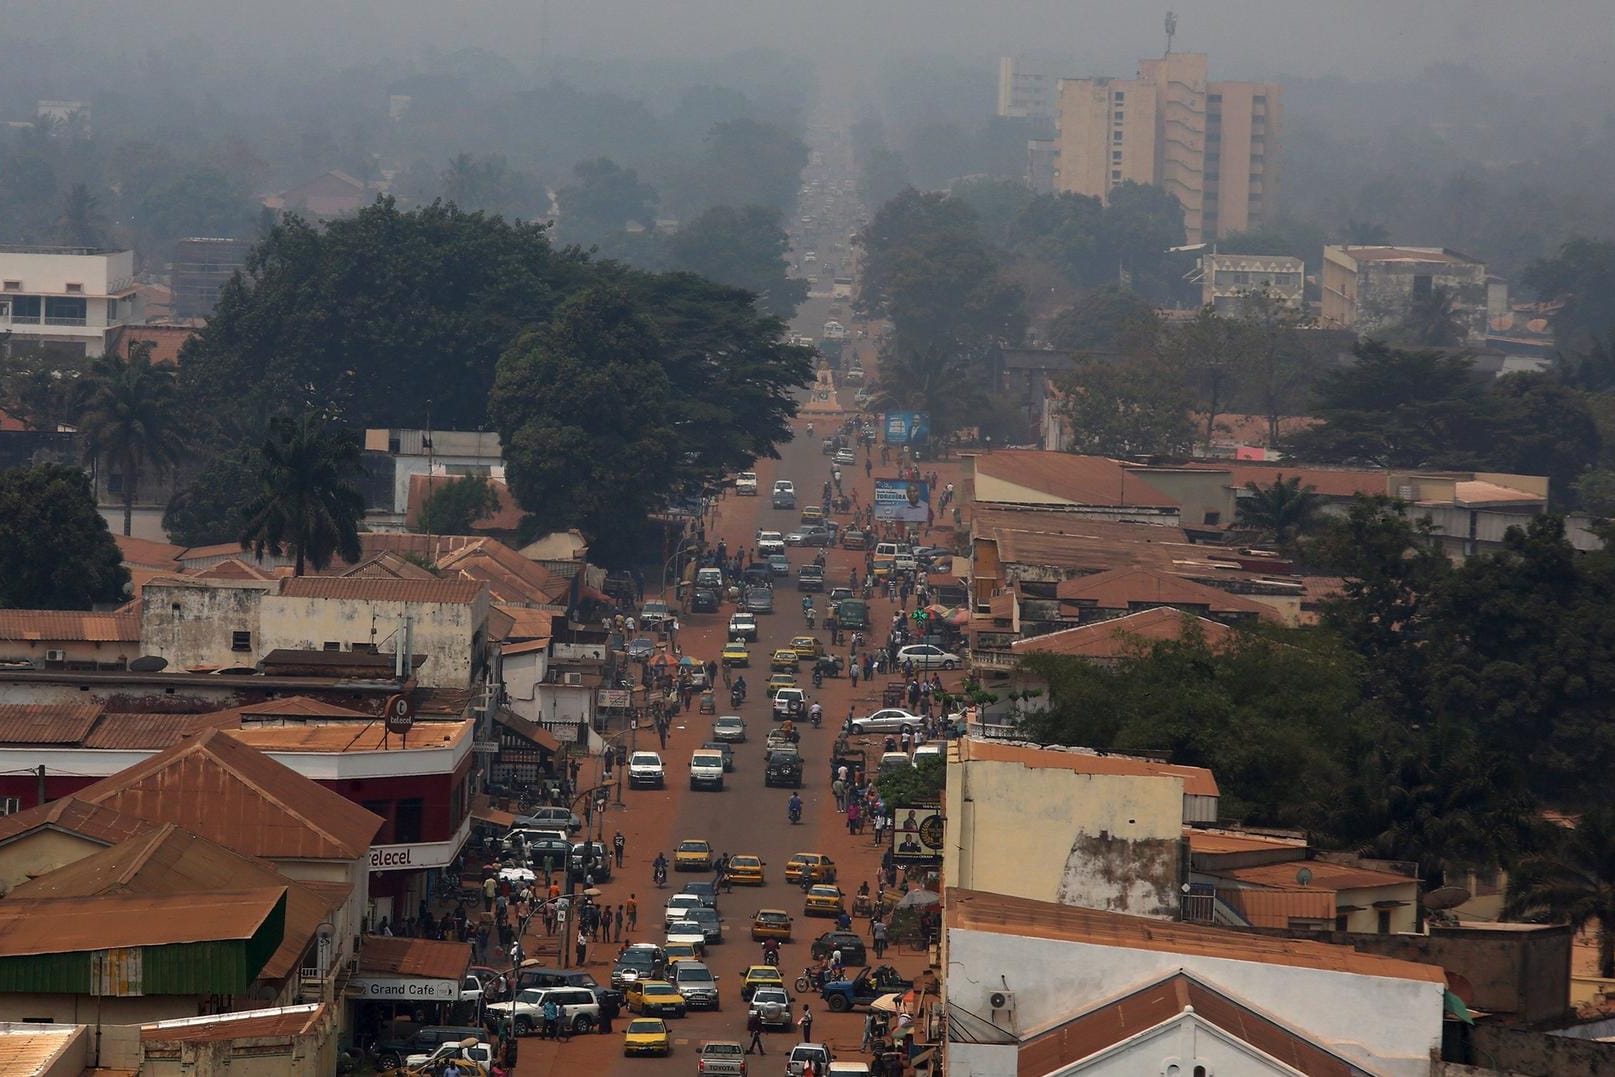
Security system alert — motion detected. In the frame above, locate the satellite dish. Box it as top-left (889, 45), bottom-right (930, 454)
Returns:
top-left (1295, 867), bottom-right (1313, 887)
top-left (128, 655), bottom-right (168, 673)
top-left (1423, 885), bottom-right (1473, 911)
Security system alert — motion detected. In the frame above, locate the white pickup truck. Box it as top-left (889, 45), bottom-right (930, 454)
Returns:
top-left (689, 749), bottom-right (726, 791)
top-left (629, 751), bottom-right (666, 789)
top-left (736, 472), bottom-right (759, 496)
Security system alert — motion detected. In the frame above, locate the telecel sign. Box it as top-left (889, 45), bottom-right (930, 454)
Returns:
top-left (367, 816), bottom-right (471, 873)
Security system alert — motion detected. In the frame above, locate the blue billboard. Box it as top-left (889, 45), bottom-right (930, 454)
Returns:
top-left (874, 479), bottom-right (931, 523)
top-left (883, 411), bottom-right (930, 445)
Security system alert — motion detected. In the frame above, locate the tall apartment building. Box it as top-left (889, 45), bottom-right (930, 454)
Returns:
top-left (997, 56), bottom-right (1056, 120)
top-left (0, 246), bottom-right (142, 357)
top-left (1054, 52), bottom-right (1279, 243)
top-left (171, 237), bottom-right (253, 320)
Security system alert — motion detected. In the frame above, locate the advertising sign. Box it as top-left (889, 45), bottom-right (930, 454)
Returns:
top-left (599, 689), bottom-right (632, 709)
top-left (891, 805), bottom-right (945, 863)
top-left (351, 976), bottom-right (462, 1001)
top-left (883, 411), bottom-right (930, 445)
top-left (873, 479), bottom-right (932, 523)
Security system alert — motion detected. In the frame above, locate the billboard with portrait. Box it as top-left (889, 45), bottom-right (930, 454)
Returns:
top-left (891, 805), bottom-right (945, 863)
top-left (873, 479), bottom-right (931, 523)
top-left (883, 411), bottom-right (930, 445)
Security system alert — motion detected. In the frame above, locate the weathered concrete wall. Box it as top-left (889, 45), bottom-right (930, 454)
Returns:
top-left (1354, 258), bottom-right (1490, 341)
top-left (140, 581), bottom-right (271, 671)
top-left (1468, 1022), bottom-right (1615, 1077)
top-left (945, 752), bottom-right (1184, 918)
top-left (260, 593), bottom-right (486, 689)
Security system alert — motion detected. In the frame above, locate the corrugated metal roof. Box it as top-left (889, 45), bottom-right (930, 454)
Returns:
top-left (191, 558), bottom-right (275, 581)
top-left (1056, 566), bottom-right (1280, 621)
top-left (0, 1026), bottom-right (81, 1074)
top-left (1218, 859), bottom-right (1419, 892)
top-left (974, 451), bottom-right (1176, 508)
top-left (9, 824), bottom-right (347, 981)
top-left (72, 728), bottom-right (384, 861)
top-left (1012, 608), bottom-right (1239, 660)
top-left (0, 611), bottom-right (139, 642)
top-left (227, 718), bottom-right (470, 754)
top-left (948, 889), bottom-right (1445, 983)
top-left (496, 604), bottom-right (562, 641)
top-left (278, 576), bottom-right (486, 604)
top-left (959, 738), bottom-right (1219, 797)
top-left (0, 888), bottom-right (285, 956)
top-left (82, 712), bottom-right (238, 750)
top-left (114, 534), bottom-right (185, 568)
top-left (0, 704), bottom-right (103, 744)
top-left (339, 552), bottom-right (439, 580)
top-left (1186, 829), bottom-right (1306, 855)
top-left (357, 936), bottom-right (470, 981)
top-left (0, 797), bottom-right (157, 848)
top-left (143, 1002), bottom-right (329, 1043)
top-left (1017, 972), bottom-right (1364, 1077)
top-left (1217, 888), bottom-right (1335, 928)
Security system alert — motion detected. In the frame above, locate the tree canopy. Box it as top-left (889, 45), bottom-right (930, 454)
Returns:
top-left (415, 474), bottom-right (500, 535)
top-left (0, 464), bottom-right (129, 610)
top-left (665, 204), bottom-right (807, 319)
top-left (239, 413), bottom-right (366, 576)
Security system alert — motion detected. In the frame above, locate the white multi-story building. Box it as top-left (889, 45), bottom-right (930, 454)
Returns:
top-left (0, 246), bottom-right (142, 357)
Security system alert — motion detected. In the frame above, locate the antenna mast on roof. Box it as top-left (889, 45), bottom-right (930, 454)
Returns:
top-left (1164, 11), bottom-right (1177, 56)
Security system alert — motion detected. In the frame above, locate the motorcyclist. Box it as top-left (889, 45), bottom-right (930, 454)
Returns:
top-left (807, 421), bottom-right (814, 436)
top-left (733, 675), bottom-right (747, 700)
top-left (788, 793), bottom-right (802, 823)
top-left (810, 702), bottom-right (823, 727)
top-left (762, 937), bottom-right (781, 965)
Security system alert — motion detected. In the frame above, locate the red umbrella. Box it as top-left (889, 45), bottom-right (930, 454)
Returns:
top-left (648, 652), bottom-right (677, 670)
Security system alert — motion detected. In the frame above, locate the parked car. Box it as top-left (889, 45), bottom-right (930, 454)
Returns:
top-left (896, 644), bottom-right (961, 670)
top-left (847, 709), bottom-right (922, 736)
top-left (495, 985), bottom-right (600, 1035)
top-left (640, 600), bottom-right (671, 628)
top-left (626, 637), bottom-right (655, 661)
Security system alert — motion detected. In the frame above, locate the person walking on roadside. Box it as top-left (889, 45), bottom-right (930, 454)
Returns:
top-left (872, 917), bottom-right (889, 959)
top-left (746, 1010), bottom-right (767, 1055)
top-left (799, 1004), bottom-right (814, 1043)
top-left (832, 776), bottom-right (847, 812)
top-left (613, 830), bottom-right (626, 867)
top-left (626, 893), bottom-right (638, 931)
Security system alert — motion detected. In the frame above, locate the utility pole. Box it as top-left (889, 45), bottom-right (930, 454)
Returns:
top-left (1164, 10), bottom-right (1177, 55)
top-left (35, 764), bottom-right (45, 808)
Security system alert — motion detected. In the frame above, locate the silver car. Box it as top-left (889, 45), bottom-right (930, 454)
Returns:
top-left (896, 644), bottom-right (961, 670)
top-left (848, 708), bottom-right (922, 736)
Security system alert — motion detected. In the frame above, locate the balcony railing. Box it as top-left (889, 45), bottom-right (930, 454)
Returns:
top-left (43, 315), bottom-right (88, 327)
top-left (971, 648), bottom-right (1018, 671)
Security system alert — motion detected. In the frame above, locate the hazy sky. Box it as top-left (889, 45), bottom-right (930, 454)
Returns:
top-left (11, 0), bottom-right (1609, 84)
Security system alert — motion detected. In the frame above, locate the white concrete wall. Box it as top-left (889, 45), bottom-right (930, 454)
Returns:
top-left (946, 925), bottom-right (1444, 1077)
top-left (258, 592), bottom-right (488, 689)
top-left (0, 249), bottom-right (132, 294)
top-left (945, 755), bottom-right (1185, 918)
top-left (140, 581), bottom-right (271, 671)
top-left (1063, 1015), bottom-right (1305, 1076)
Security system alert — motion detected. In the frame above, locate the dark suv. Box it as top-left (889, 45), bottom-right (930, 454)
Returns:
top-left (765, 749), bottom-right (804, 788)
top-left (372, 1025), bottom-right (484, 1071)
top-left (515, 966), bottom-right (623, 1008)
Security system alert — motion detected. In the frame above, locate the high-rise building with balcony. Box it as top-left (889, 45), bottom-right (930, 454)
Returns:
top-left (1053, 53), bottom-right (1279, 243)
top-left (0, 246), bottom-right (142, 357)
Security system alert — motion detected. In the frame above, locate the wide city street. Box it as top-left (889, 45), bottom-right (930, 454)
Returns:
top-left (511, 383), bottom-right (954, 1076)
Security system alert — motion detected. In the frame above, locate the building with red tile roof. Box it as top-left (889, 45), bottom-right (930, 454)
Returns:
top-left (1056, 566), bottom-right (1282, 623)
top-left (1010, 606), bottom-right (1240, 664)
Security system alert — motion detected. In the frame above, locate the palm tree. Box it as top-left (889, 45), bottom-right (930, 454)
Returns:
top-left (239, 412), bottom-right (365, 575)
top-left (57, 183), bottom-right (106, 248)
top-left (1399, 285), bottom-right (1467, 348)
top-left (866, 345), bottom-right (984, 453)
top-left (1505, 808), bottom-right (1615, 977)
top-left (1236, 475), bottom-right (1323, 548)
top-left (75, 341), bottom-right (185, 536)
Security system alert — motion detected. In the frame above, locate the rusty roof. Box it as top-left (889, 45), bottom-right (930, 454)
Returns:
top-left (1216, 859), bottom-right (1419, 892)
top-left (227, 718), bottom-right (471, 754)
top-left (357, 936), bottom-right (471, 981)
top-left (0, 1026), bottom-right (82, 1075)
top-left (0, 611), bottom-right (140, 643)
top-left (496, 605), bottom-right (562, 641)
top-left (974, 451), bottom-right (1177, 508)
top-left (436, 540), bottom-right (567, 605)
top-left (494, 711), bottom-right (561, 752)
top-left (1056, 567), bottom-right (1280, 621)
top-left (1018, 972), bottom-right (1362, 1077)
top-left (114, 533), bottom-right (185, 568)
top-left (142, 1003), bottom-right (329, 1043)
top-left (339, 552), bottom-right (440, 580)
top-left (225, 696), bottom-right (373, 721)
top-left (1216, 888), bottom-right (1336, 929)
top-left (1186, 829), bottom-right (1306, 855)
top-left (10, 824), bottom-right (348, 981)
top-left (0, 704), bottom-right (104, 744)
top-left (72, 728), bottom-right (383, 861)
top-left (278, 576), bottom-right (486, 604)
top-left (0, 887), bottom-right (286, 956)
top-left (1012, 608), bottom-right (1240, 660)
top-left (81, 711), bottom-right (240, 750)
top-left (191, 557), bottom-right (275, 581)
top-left (0, 797), bottom-right (156, 848)
top-left (948, 889), bottom-right (1445, 983)
top-left (957, 738), bottom-right (1219, 797)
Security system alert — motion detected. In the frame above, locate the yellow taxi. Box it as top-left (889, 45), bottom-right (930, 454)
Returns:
top-left (766, 674), bottom-right (797, 697)
top-left (674, 839), bottom-right (713, 872)
top-left (623, 1017), bottom-right (672, 1056)
top-left (727, 854), bottom-right (765, 885)
top-left (750, 908), bottom-right (793, 942)
top-left (803, 884), bottom-right (846, 917)
top-left (740, 964), bottom-right (787, 1000)
top-left (783, 852), bottom-right (838, 885)
top-left (800, 504), bottom-right (825, 524)
top-left (663, 941), bottom-right (701, 968)
top-left (770, 648), bottom-right (798, 673)
top-left (626, 979), bottom-right (687, 1018)
top-left (790, 636), bottom-right (825, 661)
top-left (721, 641), bottom-right (750, 667)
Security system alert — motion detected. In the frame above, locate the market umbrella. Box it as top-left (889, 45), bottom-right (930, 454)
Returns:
top-left (896, 888), bottom-right (941, 909)
top-left (583, 887), bottom-right (604, 897)
top-left (941, 607), bottom-right (970, 627)
top-left (648, 652), bottom-right (678, 670)
top-left (679, 655), bottom-right (703, 667)
top-left (870, 993), bottom-right (904, 1014)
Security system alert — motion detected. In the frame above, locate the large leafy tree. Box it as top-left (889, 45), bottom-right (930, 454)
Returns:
top-left (866, 346), bottom-right (986, 453)
top-left (163, 446), bottom-right (262, 547)
top-left (179, 199), bottom-right (593, 435)
top-left (491, 286), bottom-right (680, 564)
top-left (554, 157), bottom-right (659, 250)
top-left (56, 183), bottom-right (106, 248)
top-left (1506, 810), bottom-right (1615, 977)
top-left (415, 475), bottom-right (500, 536)
top-left (1523, 237), bottom-right (1615, 350)
top-left (0, 463), bottom-right (128, 609)
top-left (1159, 306), bottom-right (1253, 449)
top-left (1046, 286), bottom-right (1160, 355)
top-left (76, 341), bottom-right (186, 537)
top-left (666, 205), bottom-right (807, 319)
top-left (1053, 353), bottom-right (1195, 458)
top-left (239, 413), bottom-right (365, 576)
top-left (0, 342), bottom-right (86, 432)
top-left (1395, 284), bottom-right (1467, 348)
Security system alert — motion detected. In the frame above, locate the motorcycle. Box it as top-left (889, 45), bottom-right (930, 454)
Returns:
top-left (794, 967), bottom-right (822, 994)
top-left (762, 943), bottom-right (781, 967)
top-left (805, 609), bottom-right (816, 630)
top-left (730, 685), bottom-right (744, 708)
top-left (788, 802), bottom-right (802, 825)
top-left (812, 666), bottom-right (824, 688)
top-left (653, 863), bottom-right (668, 888)
top-left (810, 707), bottom-right (823, 729)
